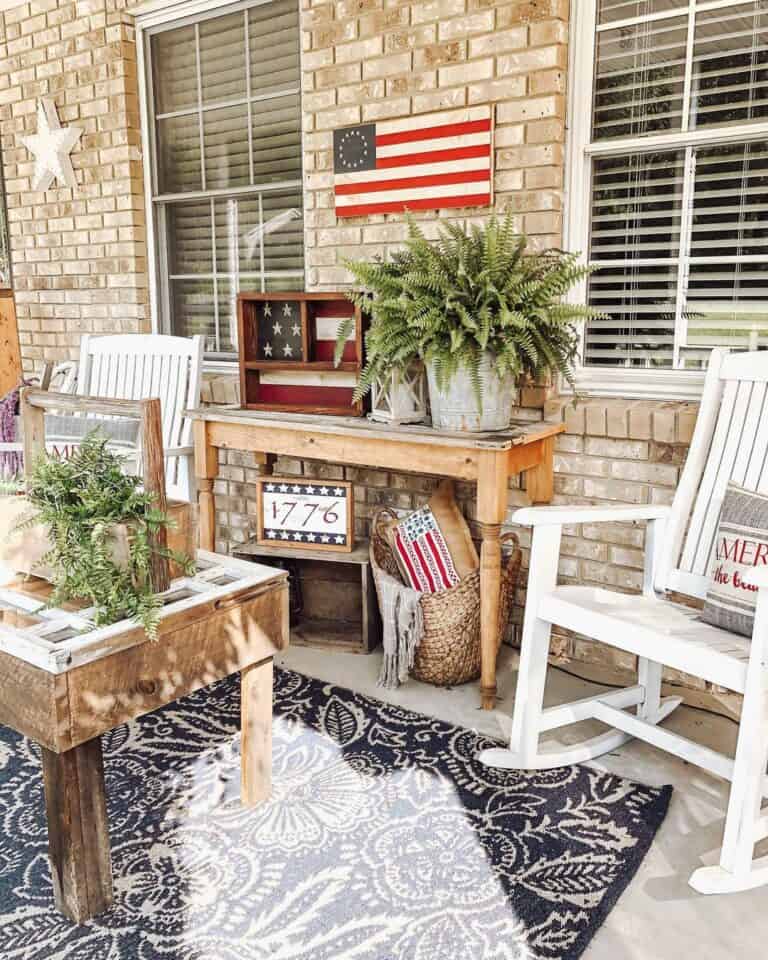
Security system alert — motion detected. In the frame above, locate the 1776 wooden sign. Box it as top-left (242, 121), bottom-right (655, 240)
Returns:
top-left (255, 477), bottom-right (354, 552)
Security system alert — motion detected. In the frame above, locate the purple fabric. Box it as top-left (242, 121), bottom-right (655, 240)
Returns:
top-left (0, 382), bottom-right (25, 478)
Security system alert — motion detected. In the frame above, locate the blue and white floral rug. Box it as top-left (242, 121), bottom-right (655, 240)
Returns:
top-left (0, 669), bottom-right (670, 960)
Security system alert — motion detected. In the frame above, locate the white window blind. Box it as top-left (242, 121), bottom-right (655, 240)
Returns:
top-left (145, 0), bottom-right (304, 360)
top-left (582, 0), bottom-right (768, 373)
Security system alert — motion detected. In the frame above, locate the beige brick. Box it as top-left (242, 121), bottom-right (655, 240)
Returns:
top-left (412, 86), bottom-right (466, 112)
top-left (439, 56), bottom-right (492, 86)
top-left (438, 10), bottom-right (494, 39)
top-left (334, 35), bottom-right (384, 64)
top-left (413, 40), bottom-right (464, 69)
top-left (468, 75), bottom-right (526, 104)
top-left (412, 0), bottom-right (467, 25)
top-left (362, 52), bottom-right (412, 79)
top-left (386, 26), bottom-right (437, 53)
top-left (469, 25), bottom-right (527, 57)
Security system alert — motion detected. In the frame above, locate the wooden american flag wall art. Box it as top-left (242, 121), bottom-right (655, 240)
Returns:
top-left (333, 105), bottom-right (493, 217)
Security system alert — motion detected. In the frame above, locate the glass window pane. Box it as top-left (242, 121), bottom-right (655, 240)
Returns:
top-left (585, 151), bottom-right (684, 368)
top-left (200, 11), bottom-right (246, 106)
top-left (262, 191), bottom-right (304, 273)
top-left (167, 200), bottom-right (212, 276)
top-left (249, 0), bottom-right (301, 97)
top-left (681, 141), bottom-right (768, 367)
top-left (157, 114), bottom-right (202, 194)
top-left (252, 94), bottom-right (303, 183)
top-left (593, 15), bottom-right (688, 140)
top-left (215, 278), bottom-right (238, 355)
top-left (204, 103), bottom-right (251, 190)
top-left (170, 279), bottom-right (216, 352)
top-left (152, 25), bottom-right (198, 114)
top-left (597, 0), bottom-right (685, 25)
top-left (691, 2), bottom-right (768, 129)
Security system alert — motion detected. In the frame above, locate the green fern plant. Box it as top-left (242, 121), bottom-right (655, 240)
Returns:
top-left (21, 433), bottom-right (194, 640)
top-left (338, 214), bottom-right (603, 409)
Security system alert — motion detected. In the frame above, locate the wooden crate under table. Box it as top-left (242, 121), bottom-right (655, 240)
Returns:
top-left (235, 540), bottom-right (381, 654)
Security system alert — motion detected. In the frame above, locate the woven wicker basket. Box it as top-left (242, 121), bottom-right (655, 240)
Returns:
top-left (370, 508), bottom-right (522, 687)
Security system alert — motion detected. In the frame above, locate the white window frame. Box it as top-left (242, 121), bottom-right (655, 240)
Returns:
top-left (132, 0), bottom-right (307, 373)
top-left (565, 0), bottom-right (768, 400)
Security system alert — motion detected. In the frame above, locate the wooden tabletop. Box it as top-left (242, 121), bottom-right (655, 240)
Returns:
top-left (186, 406), bottom-right (564, 450)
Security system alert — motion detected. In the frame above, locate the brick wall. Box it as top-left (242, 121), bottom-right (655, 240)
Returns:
top-left (301, 0), bottom-right (569, 284)
top-left (0, 0), bottom-right (148, 374)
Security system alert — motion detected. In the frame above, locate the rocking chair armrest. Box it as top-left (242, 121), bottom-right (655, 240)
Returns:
top-left (510, 504), bottom-right (672, 527)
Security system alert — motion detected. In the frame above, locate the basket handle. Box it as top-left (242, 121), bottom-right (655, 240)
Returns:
top-left (371, 506), bottom-right (399, 542)
top-left (500, 531), bottom-right (522, 575)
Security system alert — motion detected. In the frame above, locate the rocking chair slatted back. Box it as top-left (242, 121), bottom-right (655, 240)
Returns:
top-left (76, 334), bottom-right (204, 502)
top-left (658, 349), bottom-right (768, 599)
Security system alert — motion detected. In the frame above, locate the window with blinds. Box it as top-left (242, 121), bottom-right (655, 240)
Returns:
top-left (583, 0), bottom-right (768, 370)
top-left (145, 1), bottom-right (304, 359)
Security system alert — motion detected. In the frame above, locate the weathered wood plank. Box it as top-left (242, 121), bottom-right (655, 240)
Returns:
top-left (64, 582), bottom-right (288, 746)
top-left (241, 656), bottom-right (274, 806)
top-left (0, 290), bottom-right (21, 398)
top-left (41, 738), bottom-right (113, 923)
top-left (0, 651), bottom-right (65, 750)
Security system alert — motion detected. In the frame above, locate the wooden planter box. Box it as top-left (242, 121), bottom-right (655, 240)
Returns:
top-left (0, 496), bottom-right (196, 583)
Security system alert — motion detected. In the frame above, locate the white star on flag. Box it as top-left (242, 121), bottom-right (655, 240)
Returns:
top-left (263, 342), bottom-right (273, 357)
top-left (335, 536), bottom-right (345, 544)
top-left (264, 303), bottom-right (272, 316)
top-left (292, 484), bottom-right (302, 493)
top-left (305, 486), bottom-right (314, 494)
top-left (279, 484), bottom-right (289, 493)
top-left (321, 535), bottom-right (330, 543)
top-left (283, 303), bottom-right (292, 317)
top-left (267, 530), bottom-right (276, 538)
top-left (283, 344), bottom-right (293, 357)
top-left (266, 484), bottom-right (275, 491)
top-left (307, 533), bottom-right (316, 542)
top-left (21, 99), bottom-right (83, 191)
top-left (293, 532), bottom-right (303, 541)
top-left (273, 322), bottom-right (282, 335)
top-left (292, 323), bottom-right (301, 337)
top-left (334, 487), bottom-right (344, 496)
top-left (319, 486), bottom-right (329, 495)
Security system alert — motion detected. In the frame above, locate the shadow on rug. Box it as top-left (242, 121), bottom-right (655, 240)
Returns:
top-left (0, 668), bottom-right (670, 960)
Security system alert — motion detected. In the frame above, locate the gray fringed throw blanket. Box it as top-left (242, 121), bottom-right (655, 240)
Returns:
top-left (370, 549), bottom-right (424, 688)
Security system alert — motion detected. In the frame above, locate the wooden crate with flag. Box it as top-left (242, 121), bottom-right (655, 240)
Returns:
top-left (238, 291), bottom-right (365, 416)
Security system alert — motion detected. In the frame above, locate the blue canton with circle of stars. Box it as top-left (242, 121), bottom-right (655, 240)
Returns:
top-left (333, 124), bottom-right (377, 174)
top-left (255, 300), bottom-right (303, 362)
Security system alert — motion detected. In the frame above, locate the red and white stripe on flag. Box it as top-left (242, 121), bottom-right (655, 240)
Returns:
top-left (333, 105), bottom-right (493, 218)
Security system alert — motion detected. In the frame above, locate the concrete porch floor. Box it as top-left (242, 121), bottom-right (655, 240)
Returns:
top-left (278, 643), bottom-right (762, 960)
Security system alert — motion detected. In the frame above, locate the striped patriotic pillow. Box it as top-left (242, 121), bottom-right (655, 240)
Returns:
top-left (701, 483), bottom-right (768, 637)
top-left (392, 506), bottom-right (461, 594)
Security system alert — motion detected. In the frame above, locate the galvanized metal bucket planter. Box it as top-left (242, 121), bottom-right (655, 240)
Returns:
top-left (426, 354), bottom-right (515, 432)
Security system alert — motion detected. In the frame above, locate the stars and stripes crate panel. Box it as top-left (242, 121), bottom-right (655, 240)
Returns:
top-left (238, 291), bottom-right (365, 416)
top-left (255, 477), bottom-right (355, 553)
top-left (333, 105), bottom-right (493, 218)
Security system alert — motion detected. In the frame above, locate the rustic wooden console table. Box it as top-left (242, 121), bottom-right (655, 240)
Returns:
top-left (189, 407), bottom-right (564, 710)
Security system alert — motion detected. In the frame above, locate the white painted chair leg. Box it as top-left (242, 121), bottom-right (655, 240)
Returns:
top-left (637, 657), bottom-right (662, 720)
top-left (690, 596), bottom-right (768, 895)
top-left (483, 525), bottom-right (562, 770)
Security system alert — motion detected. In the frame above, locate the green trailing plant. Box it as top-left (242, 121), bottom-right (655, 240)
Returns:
top-left (21, 433), bottom-right (194, 640)
top-left (336, 214), bottom-right (604, 408)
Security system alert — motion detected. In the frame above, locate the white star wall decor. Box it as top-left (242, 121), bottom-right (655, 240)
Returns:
top-left (21, 99), bottom-right (83, 191)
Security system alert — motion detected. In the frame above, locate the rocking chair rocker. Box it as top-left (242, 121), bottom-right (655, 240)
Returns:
top-left (481, 348), bottom-right (768, 895)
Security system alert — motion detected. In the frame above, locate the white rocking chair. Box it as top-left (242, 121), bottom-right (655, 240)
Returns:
top-left (480, 348), bottom-right (768, 895)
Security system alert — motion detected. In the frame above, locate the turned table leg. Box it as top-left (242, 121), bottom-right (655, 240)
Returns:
top-left (241, 657), bottom-right (274, 807)
top-left (477, 452), bottom-right (510, 711)
top-left (41, 738), bottom-right (113, 923)
top-left (193, 420), bottom-right (218, 552)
